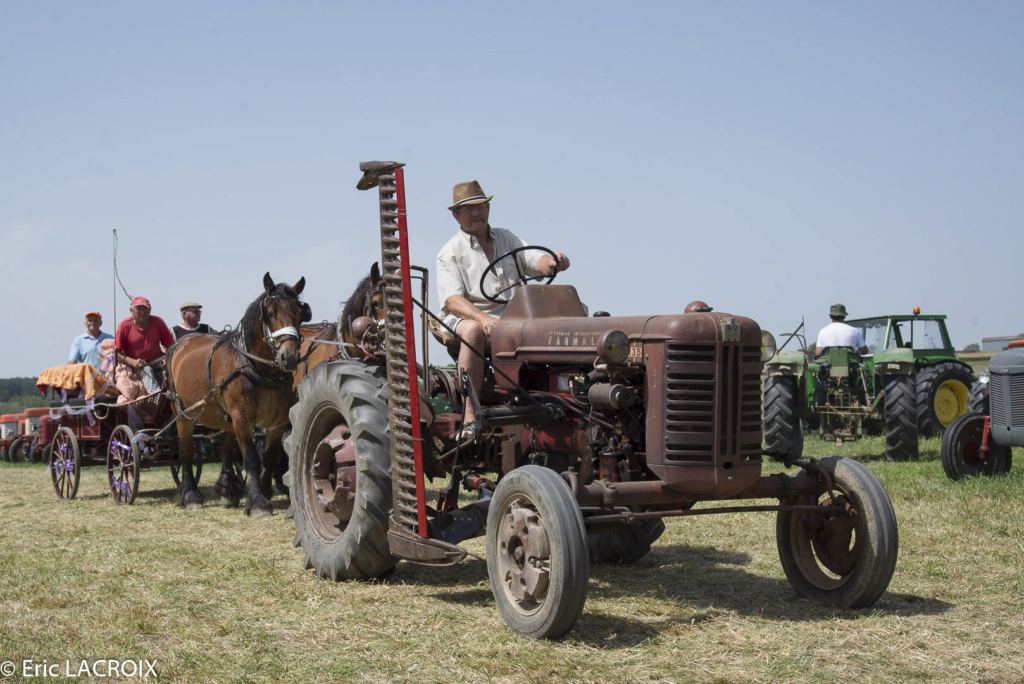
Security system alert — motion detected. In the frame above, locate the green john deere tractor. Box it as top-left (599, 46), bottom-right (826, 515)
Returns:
top-left (763, 311), bottom-right (975, 462)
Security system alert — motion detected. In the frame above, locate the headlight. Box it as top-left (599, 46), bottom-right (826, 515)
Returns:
top-left (597, 330), bottom-right (630, 365)
top-left (978, 367), bottom-right (990, 384)
top-left (760, 330), bottom-right (777, 362)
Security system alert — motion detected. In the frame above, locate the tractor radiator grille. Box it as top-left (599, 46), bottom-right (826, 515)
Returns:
top-left (991, 373), bottom-right (1024, 430)
top-left (662, 343), bottom-right (763, 462)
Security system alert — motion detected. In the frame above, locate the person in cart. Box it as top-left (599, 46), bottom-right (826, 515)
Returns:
top-left (173, 301), bottom-right (212, 339)
top-left (67, 310), bottom-right (114, 368)
top-left (115, 296), bottom-right (175, 395)
top-left (432, 180), bottom-right (570, 441)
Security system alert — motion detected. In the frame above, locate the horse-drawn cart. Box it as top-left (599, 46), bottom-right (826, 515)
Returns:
top-left (38, 384), bottom-right (224, 505)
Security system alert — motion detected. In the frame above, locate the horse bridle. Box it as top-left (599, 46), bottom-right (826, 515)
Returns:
top-left (341, 278), bottom-right (386, 360)
top-left (261, 293), bottom-right (308, 361)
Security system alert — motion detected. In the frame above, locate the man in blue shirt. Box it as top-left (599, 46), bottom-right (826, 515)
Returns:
top-left (68, 311), bottom-right (114, 368)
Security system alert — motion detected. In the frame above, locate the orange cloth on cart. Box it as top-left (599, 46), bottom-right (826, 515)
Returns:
top-left (36, 363), bottom-right (118, 401)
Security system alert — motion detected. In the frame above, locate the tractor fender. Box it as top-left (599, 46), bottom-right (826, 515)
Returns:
top-left (872, 348), bottom-right (915, 375)
top-left (765, 350), bottom-right (806, 377)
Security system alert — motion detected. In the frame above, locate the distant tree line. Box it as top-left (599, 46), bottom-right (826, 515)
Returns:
top-left (0, 377), bottom-right (49, 415)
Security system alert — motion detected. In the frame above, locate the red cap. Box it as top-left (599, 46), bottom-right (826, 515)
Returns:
top-left (131, 297), bottom-right (151, 309)
top-left (85, 311), bottom-right (101, 318)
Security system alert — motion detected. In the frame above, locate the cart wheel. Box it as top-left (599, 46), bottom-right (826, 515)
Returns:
top-left (777, 456), bottom-right (898, 608)
top-left (486, 465), bottom-right (589, 639)
top-left (107, 425), bottom-right (141, 505)
top-left (49, 427), bottom-right (81, 501)
top-left (940, 412), bottom-right (1009, 480)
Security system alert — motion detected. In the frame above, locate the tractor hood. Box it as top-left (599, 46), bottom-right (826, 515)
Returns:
top-left (490, 284), bottom-right (762, 381)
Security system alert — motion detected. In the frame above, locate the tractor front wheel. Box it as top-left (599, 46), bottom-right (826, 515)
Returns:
top-left (940, 411), bottom-right (1010, 480)
top-left (777, 456), bottom-right (899, 608)
top-left (284, 361), bottom-right (395, 581)
top-left (763, 375), bottom-right (804, 461)
top-left (9, 437), bottom-right (26, 463)
top-left (487, 465), bottom-right (589, 639)
top-left (884, 374), bottom-right (918, 461)
top-left (916, 362), bottom-right (976, 437)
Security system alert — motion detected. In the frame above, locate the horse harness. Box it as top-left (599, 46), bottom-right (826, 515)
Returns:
top-left (297, 278), bottom-right (386, 375)
top-left (169, 292), bottom-right (301, 425)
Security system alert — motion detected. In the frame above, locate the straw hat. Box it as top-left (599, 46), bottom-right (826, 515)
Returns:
top-left (448, 181), bottom-right (493, 211)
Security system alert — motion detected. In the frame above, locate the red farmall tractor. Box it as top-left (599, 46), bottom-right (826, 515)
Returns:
top-left (284, 162), bottom-right (899, 639)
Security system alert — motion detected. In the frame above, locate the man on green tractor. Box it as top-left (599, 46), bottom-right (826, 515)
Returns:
top-left (815, 303), bottom-right (869, 356)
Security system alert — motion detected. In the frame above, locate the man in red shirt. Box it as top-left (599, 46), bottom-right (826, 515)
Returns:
top-left (115, 296), bottom-right (175, 394)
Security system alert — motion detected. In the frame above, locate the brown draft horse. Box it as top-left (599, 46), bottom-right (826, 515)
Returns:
top-left (166, 273), bottom-right (310, 516)
top-left (292, 263), bottom-right (385, 390)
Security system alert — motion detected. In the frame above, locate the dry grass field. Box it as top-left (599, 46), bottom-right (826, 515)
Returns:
top-left (1, 436), bottom-right (1022, 683)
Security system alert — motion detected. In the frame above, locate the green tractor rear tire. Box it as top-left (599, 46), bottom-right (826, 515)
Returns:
top-left (762, 375), bottom-right (804, 461)
top-left (916, 362), bottom-right (976, 437)
top-left (966, 377), bottom-right (989, 415)
top-left (884, 375), bottom-right (918, 461)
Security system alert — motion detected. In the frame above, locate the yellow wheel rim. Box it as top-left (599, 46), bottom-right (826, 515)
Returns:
top-left (934, 379), bottom-right (969, 427)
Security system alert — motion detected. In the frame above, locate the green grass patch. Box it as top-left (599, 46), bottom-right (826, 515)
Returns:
top-left (2, 439), bottom-right (1023, 683)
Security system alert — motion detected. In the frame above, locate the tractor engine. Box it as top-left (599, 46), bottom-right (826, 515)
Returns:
top-left (486, 285), bottom-right (765, 499)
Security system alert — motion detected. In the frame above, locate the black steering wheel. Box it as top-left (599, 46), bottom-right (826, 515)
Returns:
top-left (479, 245), bottom-right (559, 305)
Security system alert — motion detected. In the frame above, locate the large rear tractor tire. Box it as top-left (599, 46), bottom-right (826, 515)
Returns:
top-left (940, 411), bottom-right (1010, 480)
top-left (487, 465), bottom-right (589, 639)
top-left (966, 377), bottom-right (989, 415)
top-left (763, 375), bottom-right (804, 461)
top-left (884, 374), bottom-right (918, 461)
top-left (777, 456), bottom-right (898, 608)
top-left (916, 362), bottom-right (976, 437)
top-left (284, 361), bottom-right (396, 581)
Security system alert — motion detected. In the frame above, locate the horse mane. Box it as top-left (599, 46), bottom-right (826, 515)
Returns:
top-left (340, 273), bottom-right (374, 329)
top-left (218, 280), bottom-right (300, 352)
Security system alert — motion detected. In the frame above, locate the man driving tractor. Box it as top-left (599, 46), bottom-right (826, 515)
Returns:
top-left (815, 303), bottom-right (869, 356)
top-left (433, 180), bottom-right (570, 441)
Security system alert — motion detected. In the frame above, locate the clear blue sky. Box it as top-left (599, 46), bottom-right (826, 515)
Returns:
top-left (2, 1), bottom-right (1021, 379)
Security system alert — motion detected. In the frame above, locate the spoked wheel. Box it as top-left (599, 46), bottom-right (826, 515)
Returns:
top-left (777, 456), bottom-right (898, 608)
top-left (940, 412), bottom-right (1010, 480)
top-left (49, 427), bottom-right (82, 501)
top-left (284, 361), bottom-right (395, 580)
top-left (486, 466), bottom-right (589, 639)
top-left (107, 425), bottom-right (141, 505)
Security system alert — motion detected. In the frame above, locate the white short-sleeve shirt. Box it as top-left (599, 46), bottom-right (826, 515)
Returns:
top-left (816, 322), bottom-right (867, 350)
top-left (435, 226), bottom-right (544, 331)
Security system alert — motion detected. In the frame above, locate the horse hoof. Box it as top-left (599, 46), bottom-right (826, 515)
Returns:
top-left (219, 497), bottom-right (240, 508)
top-left (177, 489), bottom-right (205, 509)
top-left (245, 496), bottom-right (274, 518)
